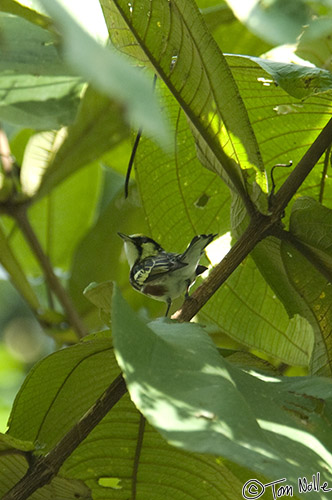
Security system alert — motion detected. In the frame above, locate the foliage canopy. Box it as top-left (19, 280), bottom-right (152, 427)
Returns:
top-left (1, 0), bottom-right (332, 499)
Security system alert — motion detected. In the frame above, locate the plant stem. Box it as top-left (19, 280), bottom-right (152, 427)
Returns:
top-left (319, 143), bottom-right (331, 203)
top-left (271, 117), bottom-right (332, 213)
top-left (173, 213), bottom-right (272, 321)
top-left (13, 205), bottom-right (87, 339)
top-left (174, 117), bottom-right (332, 322)
top-left (4, 97), bottom-right (332, 500)
top-left (3, 374), bottom-right (127, 500)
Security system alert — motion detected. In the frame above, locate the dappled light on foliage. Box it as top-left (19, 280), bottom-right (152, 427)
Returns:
top-left (1, 0), bottom-right (332, 498)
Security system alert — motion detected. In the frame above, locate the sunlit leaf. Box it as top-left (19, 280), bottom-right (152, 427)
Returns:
top-left (101, 0), bottom-right (265, 197)
top-left (0, 225), bottom-right (40, 311)
top-left (0, 13), bottom-right (83, 129)
top-left (225, 0), bottom-right (312, 45)
top-left (39, 0), bottom-right (169, 146)
top-left (244, 56), bottom-right (332, 99)
top-left (32, 86), bottom-right (130, 197)
top-left (135, 81), bottom-right (229, 250)
top-left (7, 333), bottom-right (244, 499)
top-left (112, 286), bottom-right (332, 498)
top-left (5, 163), bottom-right (102, 276)
top-left (296, 17), bottom-right (332, 71)
top-left (0, 433), bottom-right (90, 499)
top-left (201, 247), bottom-right (313, 366)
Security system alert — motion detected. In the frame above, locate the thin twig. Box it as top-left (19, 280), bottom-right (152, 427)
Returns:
top-left (13, 205), bottom-right (87, 339)
top-left (124, 74), bottom-right (157, 198)
top-left (125, 128), bottom-right (142, 198)
top-left (132, 414), bottom-right (146, 500)
top-left (3, 374), bottom-right (127, 500)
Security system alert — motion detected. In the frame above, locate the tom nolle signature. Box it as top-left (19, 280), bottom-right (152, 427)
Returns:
top-left (242, 473), bottom-right (332, 499)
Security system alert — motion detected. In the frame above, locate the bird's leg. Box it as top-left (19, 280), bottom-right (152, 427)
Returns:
top-left (184, 279), bottom-right (191, 300)
top-left (165, 298), bottom-right (172, 317)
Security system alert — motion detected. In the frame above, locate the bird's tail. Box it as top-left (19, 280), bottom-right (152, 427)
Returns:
top-left (180, 233), bottom-right (217, 263)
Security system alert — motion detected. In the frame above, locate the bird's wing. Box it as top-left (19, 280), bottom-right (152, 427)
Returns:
top-left (133, 254), bottom-right (187, 285)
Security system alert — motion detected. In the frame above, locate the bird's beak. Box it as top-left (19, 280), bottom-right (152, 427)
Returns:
top-left (118, 232), bottom-right (132, 242)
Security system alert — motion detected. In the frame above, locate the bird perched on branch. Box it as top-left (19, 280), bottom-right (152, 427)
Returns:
top-left (118, 232), bottom-right (216, 316)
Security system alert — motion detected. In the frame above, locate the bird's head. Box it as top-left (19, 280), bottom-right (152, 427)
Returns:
top-left (118, 233), bottom-right (163, 267)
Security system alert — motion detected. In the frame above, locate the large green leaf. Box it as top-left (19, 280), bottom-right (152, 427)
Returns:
top-left (0, 0), bottom-right (51, 29)
top-left (226, 54), bottom-right (332, 192)
top-left (0, 13), bottom-right (83, 129)
top-left (101, 0), bottom-right (265, 197)
top-left (278, 197), bottom-right (332, 375)
top-left (7, 332), bottom-right (247, 500)
top-left (39, 0), bottom-right (169, 146)
top-left (68, 176), bottom-right (149, 321)
top-left (244, 56), bottom-right (332, 99)
top-left (296, 17), bottom-right (332, 71)
top-left (21, 85), bottom-right (130, 198)
top-left (135, 81), bottom-right (228, 250)
top-left (225, 0), bottom-right (312, 45)
top-left (281, 239), bottom-right (332, 376)
top-left (202, 3), bottom-right (272, 57)
top-left (112, 286), bottom-right (332, 499)
top-left (4, 162), bottom-right (102, 276)
top-left (201, 247), bottom-right (313, 366)
top-left (0, 224), bottom-right (40, 311)
top-left (0, 434), bottom-right (90, 499)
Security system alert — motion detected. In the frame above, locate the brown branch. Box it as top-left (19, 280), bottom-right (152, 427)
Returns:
top-left (174, 117), bottom-right (332, 322)
top-left (4, 113), bottom-right (332, 500)
top-left (3, 374), bottom-right (127, 500)
top-left (172, 213), bottom-right (272, 321)
top-left (319, 143), bottom-right (331, 203)
top-left (12, 204), bottom-right (87, 339)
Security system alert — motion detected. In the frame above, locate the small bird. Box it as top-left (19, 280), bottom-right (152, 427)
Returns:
top-left (118, 232), bottom-right (216, 316)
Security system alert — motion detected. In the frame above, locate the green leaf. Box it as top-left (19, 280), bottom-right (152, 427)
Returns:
top-left (83, 281), bottom-right (113, 324)
top-left (38, 0), bottom-right (169, 146)
top-left (296, 17), bottom-right (332, 71)
top-left (201, 4), bottom-right (236, 33)
top-left (7, 333), bottom-right (115, 449)
top-left (282, 197), bottom-right (332, 375)
top-left (112, 286), bottom-right (332, 497)
top-left (290, 197), bottom-right (332, 259)
top-left (0, 224), bottom-right (40, 311)
top-left (245, 56), bottom-right (332, 99)
top-left (281, 240), bottom-right (332, 376)
top-left (0, 433), bottom-right (90, 499)
top-left (5, 162), bottom-right (102, 276)
top-left (83, 281), bottom-right (113, 313)
top-left (135, 81), bottom-right (229, 249)
top-left (0, 13), bottom-right (83, 129)
top-left (102, 0), bottom-right (265, 197)
top-left (201, 3), bottom-right (272, 57)
top-left (201, 248), bottom-right (313, 366)
top-left (7, 333), bottom-right (245, 499)
top-left (225, 0), bottom-right (312, 45)
top-left (21, 86), bottom-right (129, 197)
top-left (226, 54), bottom-right (332, 203)
top-left (0, 0), bottom-right (51, 29)
top-left (68, 178), bottom-right (149, 319)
